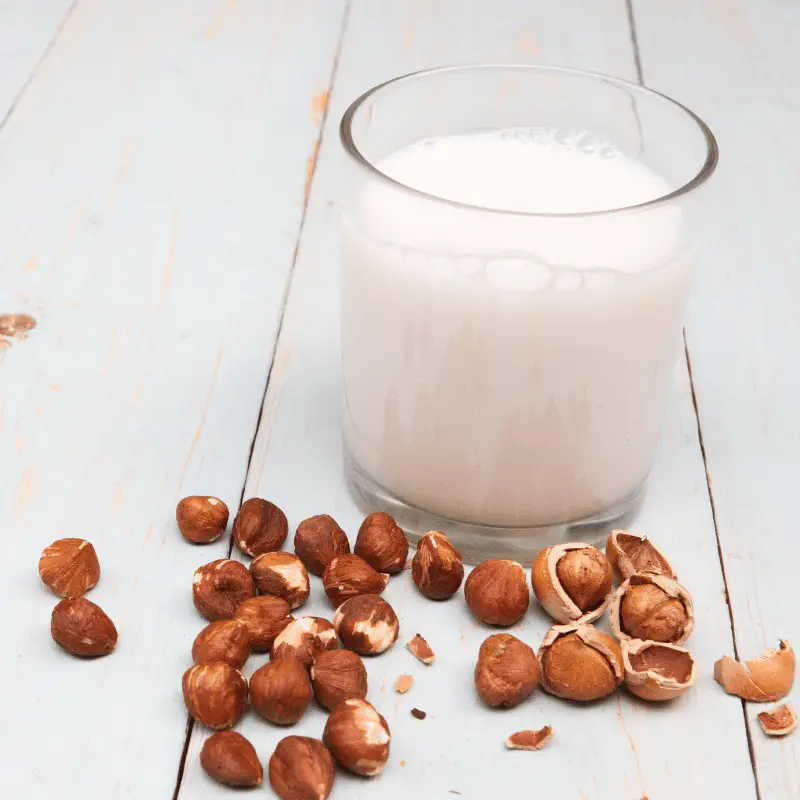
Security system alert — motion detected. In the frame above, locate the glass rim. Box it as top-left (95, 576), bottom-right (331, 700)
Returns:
top-left (339, 63), bottom-right (719, 219)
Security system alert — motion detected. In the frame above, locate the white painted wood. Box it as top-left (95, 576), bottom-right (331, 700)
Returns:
top-left (0, 0), bottom-right (346, 796)
top-left (633, 1), bottom-right (800, 796)
top-left (178, 1), bottom-right (755, 797)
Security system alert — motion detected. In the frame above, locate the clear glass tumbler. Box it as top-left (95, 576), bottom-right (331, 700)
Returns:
top-left (339, 65), bottom-right (717, 563)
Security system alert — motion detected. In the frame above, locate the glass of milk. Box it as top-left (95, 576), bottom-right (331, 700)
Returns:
top-left (339, 65), bottom-right (717, 562)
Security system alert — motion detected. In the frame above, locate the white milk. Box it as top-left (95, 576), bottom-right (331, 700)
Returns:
top-left (342, 128), bottom-right (690, 527)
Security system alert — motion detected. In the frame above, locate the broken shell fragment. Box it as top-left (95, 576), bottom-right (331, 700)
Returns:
top-left (622, 639), bottom-right (696, 701)
top-left (757, 704), bottom-right (797, 737)
top-left (714, 640), bottom-right (795, 702)
top-left (505, 726), bottom-right (553, 751)
top-left (606, 529), bottom-right (675, 580)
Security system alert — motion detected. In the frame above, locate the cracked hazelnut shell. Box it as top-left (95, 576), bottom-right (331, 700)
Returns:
top-left (538, 623), bottom-right (623, 701)
top-left (176, 496), bottom-right (229, 544)
top-left (200, 731), bottom-right (263, 787)
top-left (294, 514), bottom-right (350, 576)
top-left (758, 704), bottom-right (797, 737)
top-left (474, 633), bottom-right (540, 708)
top-left (39, 538), bottom-right (101, 598)
top-left (355, 512), bottom-right (409, 574)
top-left (412, 530), bottom-right (464, 600)
top-left (531, 543), bottom-right (612, 624)
top-left (311, 648), bottom-right (368, 711)
top-left (269, 736), bottom-right (335, 800)
top-left (606, 529), bottom-right (675, 580)
top-left (250, 551), bottom-right (310, 609)
top-left (232, 498), bottom-right (288, 556)
top-left (192, 559), bottom-right (256, 621)
top-left (182, 662), bottom-right (247, 729)
top-left (234, 595), bottom-right (293, 653)
top-left (714, 639), bottom-right (795, 702)
top-left (192, 619), bottom-right (250, 668)
top-left (271, 616), bottom-right (338, 669)
top-left (250, 658), bottom-right (313, 725)
top-left (322, 698), bottom-right (391, 777)
top-left (610, 573), bottom-right (694, 645)
top-left (333, 594), bottom-right (399, 656)
top-left (51, 597), bottom-right (117, 657)
top-left (322, 554), bottom-right (388, 607)
top-left (622, 639), bottom-right (697, 701)
top-left (465, 559), bottom-right (529, 626)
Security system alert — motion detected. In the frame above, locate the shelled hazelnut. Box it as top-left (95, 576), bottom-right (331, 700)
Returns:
top-left (200, 731), bottom-right (263, 788)
top-left (51, 597), bottom-right (117, 657)
top-left (465, 559), bottom-right (529, 626)
top-left (192, 619), bottom-right (250, 668)
top-left (250, 659), bottom-right (313, 725)
top-left (622, 639), bottom-right (697, 701)
top-left (39, 538), bottom-right (101, 598)
top-left (474, 633), bottom-right (540, 708)
top-left (610, 573), bottom-right (694, 645)
top-left (269, 736), bottom-right (335, 800)
top-left (538, 623), bottom-right (623, 702)
top-left (412, 530), bottom-right (464, 600)
top-left (322, 555), bottom-right (388, 607)
top-left (192, 559), bottom-right (256, 621)
top-left (311, 649), bottom-right (369, 711)
top-left (333, 594), bottom-right (399, 656)
top-left (606, 529), bottom-right (675, 581)
top-left (354, 513), bottom-right (409, 574)
top-left (182, 662), bottom-right (248, 729)
top-left (176, 496), bottom-right (229, 544)
top-left (250, 552), bottom-right (310, 609)
top-left (294, 514), bottom-right (350, 576)
top-left (323, 698), bottom-right (391, 776)
top-left (531, 543), bottom-right (612, 624)
top-left (233, 595), bottom-right (293, 652)
top-left (271, 616), bottom-right (338, 669)
top-left (232, 497), bottom-right (288, 556)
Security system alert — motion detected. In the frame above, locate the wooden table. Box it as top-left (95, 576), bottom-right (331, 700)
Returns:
top-left (1, 2), bottom-right (795, 797)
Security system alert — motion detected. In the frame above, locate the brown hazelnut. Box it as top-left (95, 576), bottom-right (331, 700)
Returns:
top-left (176, 496), bottom-right (229, 544)
top-left (610, 573), bottom-right (694, 644)
top-left (269, 736), bottom-right (335, 800)
top-left (271, 616), bottom-right (338, 669)
top-left (200, 731), bottom-right (263, 787)
top-left (606, 528), bottom-right (675, 580)
top-left (250, 659), bottom-right (313, 725)
top-left (465, 559), bottom-right (529, 626)
top-left (322, 554), bottom-right (388, 607)
top-left (354, 512), bottom-right (409, 574)
top-left (538, 623), bottom-right (623, 701)
top-left (474, 633), bottom-right (540, 708)
top-left (757, 704), bottom-right (797, 737)
top-left (411, 530), bottom-right (464, 600)
top-left (714, 639), bottom-right (795, 702)
top-left (39, 538), bottom-right (100, 598)
top-left (182, 662), bottom-right (247, 729)
top-left (250, 551), bottom-right (309, 609)
top-left (232, 497), bottom-right (288, 556)
top-left (233, 595), bottom-right (293, 652)
top-left (333, 594), bottom-right (399, 656)
top-left (322, 698), bottom-right (391, 776)
top-left (622, 639), bottom-right (697, 701)
top-left (311, 649), bottom-right (368, 711)
top-left (294, 514), bottom-right (350, 576)
top-left (192, 559), bottom-right (256, 621)
top-left (192, 619), bottom-right (250, 668)
top-left (531, 543), bottom-right (612, 624)
top-left (50, 597), bottom-right (117, 657)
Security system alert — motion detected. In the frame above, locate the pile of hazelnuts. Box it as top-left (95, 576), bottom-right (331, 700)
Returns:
top-left (177, 494), bottom-right (697, 797)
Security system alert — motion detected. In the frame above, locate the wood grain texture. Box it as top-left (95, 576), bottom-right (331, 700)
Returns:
top-left (633, 1), bottom-right (800, 796)
top-left (0, 0), bottom-right (346, 796)
top-left (176, 1), bottom-right (755, 797)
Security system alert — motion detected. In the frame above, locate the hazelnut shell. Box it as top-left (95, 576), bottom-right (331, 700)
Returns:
top-left (182, 662), bottom-right (248, 730)
top-left (269, 736), bottom-right (335, 800)
top-left (39, 538), bottom-right (101, 598)
top-left (474, 633), bottom-right (540, 708)
top-left (192, 559), bottom-right (256, 621)
top-left (622, 639), bottom-right (697, 701)
top-left (200, 731), bottom-right (263, 787)
top-left (250, 551), bottom-right (310, 609)
top-left (322, 554), bottom-right (388, 607)
top-left (176, 496), bottom-right (229, 544)
top-left (505, 726), bottom-right (553, 751)
top-left (294, 514), bottom-right (350, 576)
top-left (757, 703), bottom-right (797, 736)
top-left (464, 559), bottom-right (529, 626)
top-left (333, 594), bottom-right (399, 656)
top-left (610, 573), bottom-right (694, 645)
top-left (714, 639), bottom-right (795, 702)
top-left (50, 597), bottom-right (117, 657)
top-left (322, 698), bottom-right (391, 776)
top-left (233, 498), bottom-right (288, 556)
top-left (271, 616), bottom-right (338, 669)
top-left (192, 619), bottom-right (250, 668)
top-left (311, 649), bottom-right (369, 711)
top-left (411, 530), bottom-right (464, 600)
top-left (354, 513), bottom-right (409, 574)
top-left (233, 595), bottom-right (293, 653)
top-left (250, 659), bottom-right (313, 725)
top-left (606, 529), bottom-right (675, 580)
top-left (531, 542), bottom-right (612, 624)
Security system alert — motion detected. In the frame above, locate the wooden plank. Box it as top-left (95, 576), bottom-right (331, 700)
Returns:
top-left (632, 1), bottom-right (800, 796)
top-left (0, 0), bottom-right (346, 796)
top-left (177, 1), bottom-right (755, 797)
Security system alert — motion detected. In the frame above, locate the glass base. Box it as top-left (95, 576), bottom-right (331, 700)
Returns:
top-left (344, 449), bottom-right (645, 565)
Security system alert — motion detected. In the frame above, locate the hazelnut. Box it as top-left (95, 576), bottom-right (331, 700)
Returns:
top-left (465, 559), bottom-right (529, 626)
top-left (714, 639), bottom-right (795, 702)
top-left (250, 659), bottom-right (313, 725)
top-left (232, 497), bottom-right (288, 556)
top-left (176, 496), bottom-right (229, 544)
top-left (200, 731), bottom-right (263, 787)
top-left (538, 624), bottom-right (623, 701)
top-left (411, 530), bottom-right (464, 600)
top-left (192, 619), bottom-right (250, 668)
top-left (322, 698), bottom-right (391, 776)
top-left (610, 573), bottom-right (694, 644)
top-left (474, 633), bottom-right (540, 708)
top-left (233, 595), bottom-right (293, 652)
top-left (271, 616), bottom-right (338, 669)
top-left (606, 528), bottom-right (675, 580)
top-left (311, 649), bottom-right (368, 711)
top-left (192, 559), bottom-right (256, 621)
top-left (531, 543), bottom-right (612, 624)
top-left (757, 704), bottom-right (797, 737)
top-left (622, 639), bottom-right (697, 701)
top-left (182, 662), bottom-right (247, 729)
top-left (322, 554), bottom-right (388, 607)
top-left (294, 514), bottom-right (350, 576)
top-left (333, 594), bottom-right (399, 656)
top-left (50, 597), bottom-right (118, 657)
top-left (250, 551), bottom-right (310, 609)
top-left (269, 736), bottom-right (335, 800)
top-left (39, 538), bottom-right (100, 598)
top-left (354, 512), bottom-right (409, 574)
